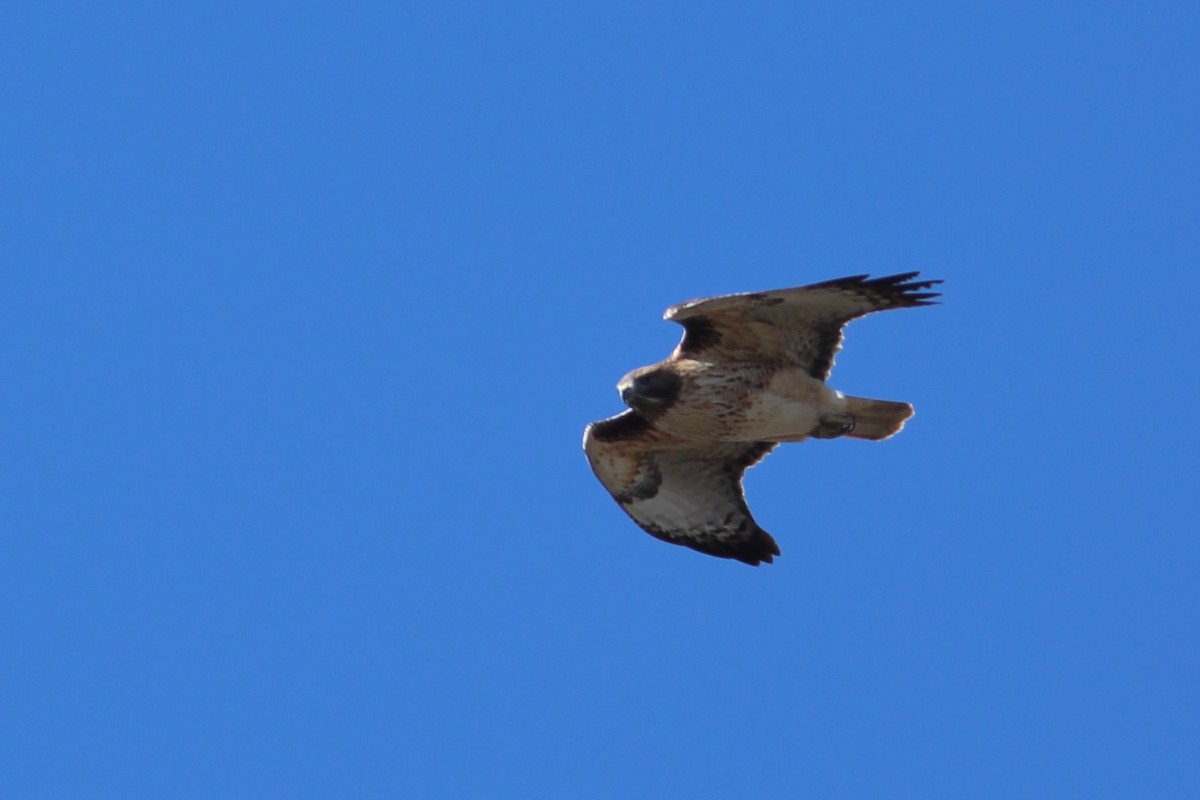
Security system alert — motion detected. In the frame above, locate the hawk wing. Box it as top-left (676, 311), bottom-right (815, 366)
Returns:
top-left (582, 410), bottom-right (779, 566)
top-left (665, 272), bottom-right (941, 380)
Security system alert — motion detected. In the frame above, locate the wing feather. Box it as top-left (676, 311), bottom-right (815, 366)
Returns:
top-left (665, 272), bottom-right (941, 379)
top-left (583, 411), bottom-right (779, 566)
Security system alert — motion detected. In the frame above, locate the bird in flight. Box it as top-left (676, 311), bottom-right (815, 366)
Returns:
top-left (583, 272), bottom-right (941, 566)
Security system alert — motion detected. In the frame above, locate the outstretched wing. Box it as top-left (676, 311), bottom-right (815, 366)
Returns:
top-left (665, 272), bottom-right (941, 380)
top-left (582, 410), bottom-right (779, 566)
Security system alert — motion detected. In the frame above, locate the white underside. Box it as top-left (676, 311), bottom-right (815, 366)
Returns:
top-left (738, 370), bottom-right (846, 440)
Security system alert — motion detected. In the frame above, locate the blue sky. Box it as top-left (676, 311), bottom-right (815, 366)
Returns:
top-left (3, 3), bottom-right (1198, 797)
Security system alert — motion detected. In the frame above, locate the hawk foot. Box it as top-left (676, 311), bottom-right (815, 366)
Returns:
top-left (811, 413), bottom-right (856, 439)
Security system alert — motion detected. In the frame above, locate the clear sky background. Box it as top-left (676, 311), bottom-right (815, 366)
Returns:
top-left (4, 3), bottom-right (1198, 798)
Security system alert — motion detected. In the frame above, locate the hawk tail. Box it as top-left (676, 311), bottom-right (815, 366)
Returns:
top-left (842, 396), bottom-right (914, 441)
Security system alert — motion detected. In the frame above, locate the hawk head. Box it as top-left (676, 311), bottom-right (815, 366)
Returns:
top-left (617, 365), bottom-right (682, 419)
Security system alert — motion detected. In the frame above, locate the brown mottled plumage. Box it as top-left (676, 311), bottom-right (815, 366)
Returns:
top-left (583, 272), bottom-right (941, 566)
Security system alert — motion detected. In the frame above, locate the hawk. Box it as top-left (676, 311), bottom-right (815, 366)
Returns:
top-left (583, 272), bottom-right (941, 566)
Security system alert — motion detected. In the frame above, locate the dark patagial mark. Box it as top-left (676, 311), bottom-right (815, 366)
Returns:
top-left (587, 410), bottom-right (653, 443)
top-left (729, 441), bottom-right (776, 473)
top-left (677, 317), bottom-right (723, 355)
top-left (807, 324), bottom-right (846, 381)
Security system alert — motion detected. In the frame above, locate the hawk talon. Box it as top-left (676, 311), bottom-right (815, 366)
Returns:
top-left (811, 414), bottom-right (857, 439)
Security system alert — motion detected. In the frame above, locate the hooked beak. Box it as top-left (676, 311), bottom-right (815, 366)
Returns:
top-left (618, 378), bottom-right (635, 405)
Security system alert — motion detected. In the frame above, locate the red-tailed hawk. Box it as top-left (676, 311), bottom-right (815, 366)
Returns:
top-left (583, 272), bottom-right (941, 566)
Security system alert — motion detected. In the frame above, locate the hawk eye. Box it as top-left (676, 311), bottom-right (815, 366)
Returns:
top-left (635, 371), bottom-right (676, 399)
top-left (635, 373), bottom-right (658, 391)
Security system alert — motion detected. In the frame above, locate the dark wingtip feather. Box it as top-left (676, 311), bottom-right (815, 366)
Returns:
top-left (851, 272), bottom-right (943, 307)
top-left (807, 272), bottom-right (942, 302)
top-left (727, 529), bottom-right (781, 566)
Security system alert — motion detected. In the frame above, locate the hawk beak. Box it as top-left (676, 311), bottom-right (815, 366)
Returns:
top-left (618, 380), bottom-right (634, 405)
